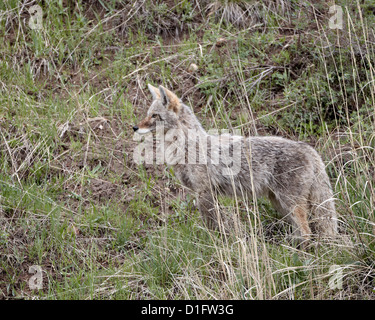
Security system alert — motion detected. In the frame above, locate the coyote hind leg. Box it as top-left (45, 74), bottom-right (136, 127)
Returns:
top-left (291, 204), bottom-right (312, 248)
top-left (269, 192), bottom-right (311, 248)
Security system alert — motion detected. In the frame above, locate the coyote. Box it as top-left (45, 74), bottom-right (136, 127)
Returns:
top-left (133, 84), bottom-right (338, 245)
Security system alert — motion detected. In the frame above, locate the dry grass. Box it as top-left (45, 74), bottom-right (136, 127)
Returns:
top-left (0, 0), bottom-right (374, 300)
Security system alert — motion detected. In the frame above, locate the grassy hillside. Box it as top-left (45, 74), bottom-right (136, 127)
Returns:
top-left (0, 0), bottom-right (374, 299)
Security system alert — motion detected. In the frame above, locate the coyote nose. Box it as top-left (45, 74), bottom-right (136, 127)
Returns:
top-left (133, 125), bottom-right (139, 132)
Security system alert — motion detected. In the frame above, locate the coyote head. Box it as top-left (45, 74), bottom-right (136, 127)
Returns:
top-left (133, 84), bottom-right (182, 134)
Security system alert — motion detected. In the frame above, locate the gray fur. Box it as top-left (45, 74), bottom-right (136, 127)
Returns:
top-left (135, 85), bottom-right (338, 246)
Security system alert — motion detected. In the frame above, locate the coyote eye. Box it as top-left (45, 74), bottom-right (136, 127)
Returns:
top-left (152, 114), bottom-right (163, 120)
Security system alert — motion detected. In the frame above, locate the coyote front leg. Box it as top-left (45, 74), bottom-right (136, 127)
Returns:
top-left (197, 191), bottom-right (218, 230)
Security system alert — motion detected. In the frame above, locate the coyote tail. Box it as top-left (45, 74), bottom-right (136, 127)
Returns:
top-left (309, 158), bottom-right (338, 237)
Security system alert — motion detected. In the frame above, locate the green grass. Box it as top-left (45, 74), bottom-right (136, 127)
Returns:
top-left (0, 0), bottom-right (375, 299)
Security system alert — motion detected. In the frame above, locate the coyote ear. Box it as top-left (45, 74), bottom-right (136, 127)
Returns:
top-left (159, 86), bottom-right (181, 114)
top-left (159, 86), bottom-right (169, 107)
top-left (148, 84), bottom-right (161, 100)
